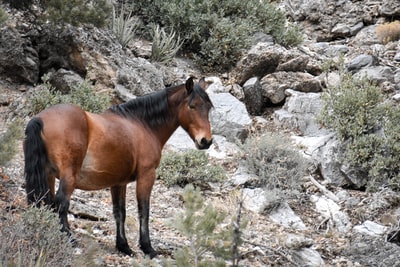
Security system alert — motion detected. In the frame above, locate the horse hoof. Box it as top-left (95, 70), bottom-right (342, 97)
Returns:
top-left (143, 248), bottom-right (157, 259)
top-left (69, 236), bottom-right (78, 247)
top-left (117, 245), bottom-right (134, 256)
top-left (148, 250), bottom-right (158, 259)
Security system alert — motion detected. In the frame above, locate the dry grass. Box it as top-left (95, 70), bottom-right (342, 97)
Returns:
top-left (376, 21), bottom-right (400, 44)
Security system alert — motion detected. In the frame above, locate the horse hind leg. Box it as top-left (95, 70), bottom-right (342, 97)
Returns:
top-left (55, 174), bottom-right (76, 235)
top-left (111, 185), bottom-right (133, 256)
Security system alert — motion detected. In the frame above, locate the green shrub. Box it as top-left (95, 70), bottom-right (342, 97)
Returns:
top-left (0, 206), bottom-right (77, 267)
top-left (132, 0), bottom-right (303, 71)
top-left (169, 184), bottom-right (247, 267)
top-left (150, 24), bottom-right (183, 65)
top-left (157, 150), bottom-right (226, 188)
top-left (319, 74), bottom-right (384, 141)
top-left (41, 0), bottom-right (111, 27)
top-left (9, 0), bottom-right (110, 27)
top-left (28, 79), bottom-right (64, 115)
top-left (195, 18), bottom-right (253, 71)
top-left (28, 76), bottom-right (111, 115)
top-left (63, 81), bottom-right (111, 113)
top-left (318, 73), bottom-right (400, 191)
top-left (0, 120), bottom-right (24, 166)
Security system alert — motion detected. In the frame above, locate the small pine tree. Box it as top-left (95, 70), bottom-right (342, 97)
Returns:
top-left (170, 185), bottom-right (247, 267)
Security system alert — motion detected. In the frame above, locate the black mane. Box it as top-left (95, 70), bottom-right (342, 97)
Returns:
top-left (109, 86), bottom-right (173, 128)
top-left (109, 82), bottom-right (213, 129)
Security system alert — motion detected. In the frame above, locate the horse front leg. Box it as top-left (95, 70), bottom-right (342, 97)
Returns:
top-left (111, 185), bottom-right (133, 256)
top-left (137, 173), bottom-right (157, 258)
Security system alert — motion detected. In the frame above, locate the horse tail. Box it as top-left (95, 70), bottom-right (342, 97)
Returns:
top-left (24, 117), bottom-right (53, 206)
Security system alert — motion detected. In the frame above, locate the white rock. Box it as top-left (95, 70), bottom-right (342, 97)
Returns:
top-left (292, 247), bottom-right (325, 267)
top-left (353, 220), bottom-right (388, 236)
top-left (269, 202), bottom-right (307, 230)
top-left (311, 195), bottom-right (351, 233)
top-left (242, 188), bottom-right (267, 213)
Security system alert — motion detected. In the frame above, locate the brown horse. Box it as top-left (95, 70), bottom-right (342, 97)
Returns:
top-left (23, 77), bottom-right (213, 258)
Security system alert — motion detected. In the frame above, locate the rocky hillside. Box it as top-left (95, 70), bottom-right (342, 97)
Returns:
top-left (1, 0), bottom-right (400, 266)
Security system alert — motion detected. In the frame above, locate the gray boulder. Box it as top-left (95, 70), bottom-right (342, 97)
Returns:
top-left (209, 82), bottom-right (252, 142)
top-left (261, 72), bottom-right (322, 104)
top-left (346, 54), bottom-right (378, 73)
top-left (274, 89), bottom-right (326, 136)
top-left (49, 68), bottom-right (84, 94)
top-left (242, 77), bottom-right (264, 115)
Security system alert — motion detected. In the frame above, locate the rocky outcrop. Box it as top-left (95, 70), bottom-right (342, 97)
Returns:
top-left (0, 27), bottom-right (39, 84)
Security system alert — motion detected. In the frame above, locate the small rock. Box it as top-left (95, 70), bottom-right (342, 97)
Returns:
top-left (269, 202), bottom-right (307, 230)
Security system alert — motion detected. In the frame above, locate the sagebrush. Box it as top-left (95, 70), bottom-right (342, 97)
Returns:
top-left (157, 149), bottom-right (226, 188)
top-left (0, 206), bottom-right (77, 267)
top-left (240, 133), bottom-right (308, 190)
top-left (239, 133), bottom-right (308, 208)
top-left (13, 0), bottom-right (111, 27)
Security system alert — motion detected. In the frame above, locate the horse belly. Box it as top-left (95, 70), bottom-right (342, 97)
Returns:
top-left (76, 154), bottom-right (134, 190)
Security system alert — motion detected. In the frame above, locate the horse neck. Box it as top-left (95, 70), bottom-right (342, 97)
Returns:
top-left (152, 85), bottom-right (185, 147)
top-left (152, 116), bottom-right (179, 148)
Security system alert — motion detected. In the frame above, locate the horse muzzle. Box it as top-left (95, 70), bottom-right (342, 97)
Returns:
top-left (195, 137), bottom-right (213, 150)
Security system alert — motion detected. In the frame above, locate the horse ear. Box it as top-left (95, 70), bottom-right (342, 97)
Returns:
top-left (185, 77), bottom-right (194, 94)
top-left (198, 77), bottom-right (207, 90)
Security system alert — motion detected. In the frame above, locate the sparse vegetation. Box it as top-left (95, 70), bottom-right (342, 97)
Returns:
top-left (157, 150), bottom-right (226, 188)
top-left (28, 75), bottom-right (111, 115)
top-left (0, 206), bottom-right (78, 267)
top-left (376, 21), bottom-right (400, 44)
top-left (64, 81), bottom-right (111, 113)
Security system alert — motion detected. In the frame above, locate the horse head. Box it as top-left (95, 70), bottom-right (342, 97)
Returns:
top-left (179, 77), bottom-right (213, 149)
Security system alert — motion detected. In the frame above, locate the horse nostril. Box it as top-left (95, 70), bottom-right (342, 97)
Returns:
top-left (200, 137), bottom-right (212, 147)
top-left (201, 137), bottom-right (207, 146)
top-left (196, 137), bottom-right (212, 149)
